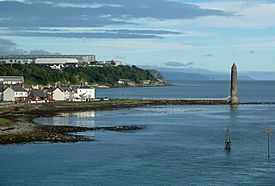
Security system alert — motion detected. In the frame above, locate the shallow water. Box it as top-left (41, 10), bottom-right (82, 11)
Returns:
top-left (1, 81), bottom-right (275, 185)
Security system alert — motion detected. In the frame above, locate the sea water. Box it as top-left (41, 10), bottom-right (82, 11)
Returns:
top-left (0, 81), bottom-right (275, 185)
top-left (97, 80), bottom-right (275, 102)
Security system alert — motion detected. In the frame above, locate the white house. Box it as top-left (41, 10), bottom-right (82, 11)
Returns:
top-left (3, 86), bottom-right (28, 102)
top-left (74, 86), bottom-right (95, 101)
top-left (52, 86), bottom-right (73, 101)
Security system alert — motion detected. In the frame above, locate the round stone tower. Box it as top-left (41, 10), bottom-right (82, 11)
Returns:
top-left (230, 63), bottom-right (239, 104)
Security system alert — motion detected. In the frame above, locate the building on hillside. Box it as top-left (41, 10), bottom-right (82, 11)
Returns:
top-left (34, 58), bottom-right (79, 69)
top-left (0, 76), bottom-right (24, 85)
top-left (79, 55), bottom-right (96, 63)
top-left (106, 60), bottom-right (122, 66)
top-left (0, 58), bottom-right (32, 64)
top-left (117, 79), bottom-right (128, 85)
top-left (52, 86), bottom-right (74, 101)
top-left (142, 80), bottom-right (151, 85)
top-left (74, 85), bottom-right (95, 101)
top-left (117, 79), bottom-right (135, 86)
top-left (3, 86), bottom-right (28, 102)
top-left (29, 89), bottom-right (47, 102)
top-left (96, 61), bottom-right (106, 65)
top-left (0, 55), bottom-right (96, 66)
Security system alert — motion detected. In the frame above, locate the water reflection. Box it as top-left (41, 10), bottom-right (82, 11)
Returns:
top-left (225, 149), bottom-right (232, 160)
top-left (230, 104), bottom-right (238, 112)
top-left (229, 104), bottom-right (239, 125)
top-left (59, 111), bottom-right (96, 118)
top-left (45, 111), bottom-right (96, 127)
top-left (223, 105), bottom-right (239, 157)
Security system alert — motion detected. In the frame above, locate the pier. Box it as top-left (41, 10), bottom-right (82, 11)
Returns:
top-left (143, 99), bottom-right (275, 105)
top-left (142, 63), bottom-right (239, 105)
top-left (142, 97), bottom-right (230, 105)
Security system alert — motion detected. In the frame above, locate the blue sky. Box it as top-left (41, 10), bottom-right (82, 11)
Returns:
top-left (1, 0), bottom-right (275, 72)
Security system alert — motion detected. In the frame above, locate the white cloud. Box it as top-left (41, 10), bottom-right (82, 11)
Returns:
top-left (130, 1), bottom-right (275, 29)
top-left (194, 1), bottom-right (275, 28)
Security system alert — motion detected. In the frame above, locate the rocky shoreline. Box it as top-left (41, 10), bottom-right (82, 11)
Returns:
top-left (0, 122), bottom-right (142, 145)
top-left (0, 99), bottom-right (230, 145)
top-left (0, 100), bottom-right (155, 145)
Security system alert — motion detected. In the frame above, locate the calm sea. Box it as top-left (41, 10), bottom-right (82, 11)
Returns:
top-left (1, 81), bottom-right (275, 185)
top-left (97, 80), bottom-right (275, 102)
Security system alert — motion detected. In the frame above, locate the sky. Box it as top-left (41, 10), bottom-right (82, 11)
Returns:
top-left (1, 0), bottom-right (275, 72)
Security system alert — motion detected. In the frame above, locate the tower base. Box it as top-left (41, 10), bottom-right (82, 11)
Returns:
top-left (230, 96), bottom-right (239, 104)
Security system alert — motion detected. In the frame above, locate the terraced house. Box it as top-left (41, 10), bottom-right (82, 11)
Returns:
top-left (3, 86), bottom-right (28, 102)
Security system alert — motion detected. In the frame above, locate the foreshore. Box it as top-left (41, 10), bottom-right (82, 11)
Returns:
top-left (0, 98), bottom-right (230, 145)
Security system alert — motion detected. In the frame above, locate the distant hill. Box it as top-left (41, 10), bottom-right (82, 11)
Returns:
top-left (147, 69), bottom-right (165, 80)
top-left (160, 71), bottom-right (211, 81)
top-left (242, 71), bottom-right (275, 80)
top-left (160, 70), bottom-right (253, 81)
top-left (0, 64), bottom-right (166, 86)
top-left (139, 65), bottom-right (254, 81)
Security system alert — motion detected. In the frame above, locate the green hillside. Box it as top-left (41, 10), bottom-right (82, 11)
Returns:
top-left (0, 64), bottom-right (165, 86)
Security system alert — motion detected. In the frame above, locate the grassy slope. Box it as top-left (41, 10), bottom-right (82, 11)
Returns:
top-left (0, 117), bottom-right (13, 126)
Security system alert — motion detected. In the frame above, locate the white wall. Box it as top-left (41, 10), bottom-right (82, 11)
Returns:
top-left (52, 88), bottom-right (73, 101)
top-left (35, 58), bottom-right (78, 65)
top-left (76, 88), bottom-right (95, 100)
top-left (52, 88), bottom-right (65, 101)
top-left (15, 91), bottom-right (28, 98)
top-left (3, 88), bottom-right (15, 101)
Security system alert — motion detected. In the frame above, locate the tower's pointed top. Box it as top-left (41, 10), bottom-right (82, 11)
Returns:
top-left (232, 63), bottom-right (237, 69)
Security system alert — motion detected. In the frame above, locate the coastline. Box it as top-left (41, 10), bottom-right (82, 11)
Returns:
top-left (97, 81), bottom-right (173, 89)
top-left (0, 99), bottom-right (229, 145)
top-left (0, 100), bottom-right (152, 145)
